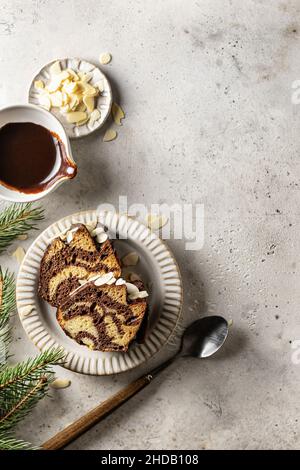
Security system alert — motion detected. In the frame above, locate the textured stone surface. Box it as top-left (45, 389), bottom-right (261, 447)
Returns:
top-left (1, 0), bottom-right (300, 450)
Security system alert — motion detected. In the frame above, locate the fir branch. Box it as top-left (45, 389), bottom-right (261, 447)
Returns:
top-left (0, 349), bottom-right (64, 432)
top-left (0, 269), bottom-right (16, 370)
top-left (0, 431), bottom-right (34, 450)
top-left (0, 203), bottom-right (44, 254)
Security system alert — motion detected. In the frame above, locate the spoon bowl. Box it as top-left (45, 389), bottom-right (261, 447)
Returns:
top-left (180, 316), bottom-right (229, 358)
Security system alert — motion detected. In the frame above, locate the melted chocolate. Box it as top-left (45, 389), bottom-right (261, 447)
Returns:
top-left (0, 122), bottom-right (77, 193)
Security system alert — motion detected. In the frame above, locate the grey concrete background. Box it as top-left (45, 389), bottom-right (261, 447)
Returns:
top-left (1, 0), bottom-right (300, 450)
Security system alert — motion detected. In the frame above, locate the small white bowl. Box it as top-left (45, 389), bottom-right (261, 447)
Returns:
top-left (0, 104), bottom-right (76, 202)
top-left (28, 58), bottom-right (113, 139)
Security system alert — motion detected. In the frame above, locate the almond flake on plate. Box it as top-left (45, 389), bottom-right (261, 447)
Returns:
top-left (112, 102), bottom-right (125, 126)
top-left (50, 378), bottom-right (71, 389)
top-left (103, 129), bottom-right (117, 142)
top-left (122, 252), bottom-right (139, 267)
top-left (12, 246), bottom-right (26, 264)
top-left (20, 305), bottom-right (35, 318)
top-left (96, 232), bottom-right (108, 243)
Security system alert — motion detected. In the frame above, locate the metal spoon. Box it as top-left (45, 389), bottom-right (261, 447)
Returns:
top-left (42, 316), bottom-right (228, 450)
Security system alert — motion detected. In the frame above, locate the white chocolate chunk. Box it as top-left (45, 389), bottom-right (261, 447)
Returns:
top-left (99, 52), bottom-right (112, 65)
top-left (122, 252), bottom-right (139, 267)
top-left (103, 129), bottom-right (117, 142)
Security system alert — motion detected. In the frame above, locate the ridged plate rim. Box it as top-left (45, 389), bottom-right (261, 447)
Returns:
top-left (16, 210), bottom-right (183, 375)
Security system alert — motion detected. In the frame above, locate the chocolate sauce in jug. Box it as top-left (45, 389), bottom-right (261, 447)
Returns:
top-left (0, 122), bottom-right (77, 194)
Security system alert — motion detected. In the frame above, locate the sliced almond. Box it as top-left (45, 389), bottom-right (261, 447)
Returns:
top-left (50, 90), bottom-right (63, 107)
top-left (89, 109), bottom-right (101, 124)
top-left (83, 95), bottom-right (94, 113)
top-left (99, 52), bottom-right (112, 65)
top-left (112, 102), bottom-right (125, 126)
top-left (68, 94), bottom-right (79, 111)
top-left (39, 94), bottom-right (51, 111)
top-left (17, 234), bottom-right (28, 240)
top-left (91, 226), bottom-right (105, 236)
top-left (60, 104), bottom-right (70, 114)
top-left (12, 246), bottom-right (26, 264)
top-left (66, 111), bottom-right (87, 124)
top-left (115, 278), bottom-right (126, 286)
top-left (63, 81), bottom-right (78, 94)
top-left (49, 60), bottom-right (61, 75)
top-left (95, 81), bottom-right (104, 92)
top-left (94, 272), bottom-right (114, 286)
top-left (20, 305), bottom-right (34, 318)
top-left (34, 80), bottom-right (44, 90)
top-left (82, 83), bottom-right (98, 97)
top-left (103, 129), bottom-right (117, 142)
top-left (47, 78), bottom-right (62, 93)
top-left (85, 221), bottom-right (98, 232)
top-left (67, 69), bottom-right (79, 81)
top-left (122, 252), bottom-right (139, 267)
top-left (96, 232), bottom-right (108, 243)
top-left (147, 213), bottom-right (169, 231)
top-left (50, 378), bottom-right (71, 389)
top-left (76, 102), bottom-right (87, 112)
top-left (78, 71), bottom-right (92, 82)
top-left (125, 282), bottom-right (139, 295)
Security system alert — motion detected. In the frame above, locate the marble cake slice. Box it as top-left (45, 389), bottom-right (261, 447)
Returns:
top-left (38, 224), bottom-right (121, 307)
top-left (56, 282), bottom-right (148, 352)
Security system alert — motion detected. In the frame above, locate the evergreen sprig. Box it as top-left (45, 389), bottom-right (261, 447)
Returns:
top-left (0, 202), bottom-right (65, 450)
top-left (0, 203), bottom-right (44, 253)
top-left (0, 269), bottom-right (15, 369)
top-left (0, 349), bottom-right (64, 432)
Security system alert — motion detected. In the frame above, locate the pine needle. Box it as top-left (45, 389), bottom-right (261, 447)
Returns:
top-left (0, 269), bottom-right (16, 370)
top-left (0, 203), bottom-right (44, 254)
top-left (0, 348), bottom-right (64, 432)
top-left (0, 431), bottom-right (34, 450)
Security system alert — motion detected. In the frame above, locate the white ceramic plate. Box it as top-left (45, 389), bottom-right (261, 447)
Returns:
top-left (16, 210), bottom-right (183, 375)
top-left (28, 58), bottom-right (112, 139)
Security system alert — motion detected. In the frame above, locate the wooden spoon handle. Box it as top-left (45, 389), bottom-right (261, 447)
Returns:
top-left (42, 374), bottom-right (152, 450)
